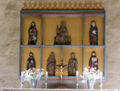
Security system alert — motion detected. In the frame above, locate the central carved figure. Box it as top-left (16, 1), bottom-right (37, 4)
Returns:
top-left (54, 21), bottom-right (71, 45)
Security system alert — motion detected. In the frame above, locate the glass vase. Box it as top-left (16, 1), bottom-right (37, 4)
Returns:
top-left (31, 79), bottom-right (37, 88)
top-left (87, 80), bottom-right (95, 89)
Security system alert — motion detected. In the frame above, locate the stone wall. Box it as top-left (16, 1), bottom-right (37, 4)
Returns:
top-left (0, 0), bottom-right (120, 90)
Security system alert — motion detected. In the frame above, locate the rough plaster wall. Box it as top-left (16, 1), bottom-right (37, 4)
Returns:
top-left (0, 0), bottom-right (120, 90)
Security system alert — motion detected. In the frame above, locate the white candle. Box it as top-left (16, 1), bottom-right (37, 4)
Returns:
top-left (45, 71), bottom-right (48, 89)
top-left (21, 72), bottom-right (24, 77)
top-left (76, 71), bottom-right (79, 76)
top-left (46, 71), bottom-right (48, 79)
top-left (46, 71), bottom-right (48, 76)
top-left (76, 71), bottom-right (79, 89)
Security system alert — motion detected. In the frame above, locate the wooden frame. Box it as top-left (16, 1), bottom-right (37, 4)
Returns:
top-left (19, 9), bottom-right (106, 80)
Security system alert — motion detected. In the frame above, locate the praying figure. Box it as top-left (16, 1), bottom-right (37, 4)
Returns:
top-left (89, 51), bottom-right (98, 71)
top-left (54, 21), bottom-right (71, 45)
top-left (89, 20), bottom-right (98, 45)
top-left (68, 52), bottom-right (78, 76)
top-left (47, 52), bottom-right (56, 76)
top-left (28, 21), bottom-right (37, 45)
top-left (26, 52), bottom-right (36, 70)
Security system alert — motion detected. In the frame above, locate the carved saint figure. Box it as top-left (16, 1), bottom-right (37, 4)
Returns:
top-left (26, 52), bottom-right (36, 70)
top-left (47, 52), bottom-right (56, 76)
top-left (28, 21), bottom-right (37, 45)
top-left (68, 52), bottom-right (78, 76)
top-left (89, 20), bottom-right (98, 45)
top-left (89, 51), bottom-right (98, 71)
top-left (54, 21), bottom-right (71, 45)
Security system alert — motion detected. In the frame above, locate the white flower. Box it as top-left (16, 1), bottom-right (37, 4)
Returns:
top-left (21, 68), bottom-right (44, 82)
top-left (81, 68), bottom-right (103, 81)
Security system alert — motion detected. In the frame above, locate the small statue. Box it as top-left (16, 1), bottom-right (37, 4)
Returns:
top-left (26, 52), bottom-right (36, 70)
top-left (89, 51), bottom-right (98, 71)
top-left (54, 21), bottom-right (71, 45)
top-left (89, 20), bottom-right (98, 45)
top-left (28, 21), bottom-right (37, 45)
top-left (47, 52), bottom-right (56, 76)
top-left (68, 52), bottom-right (78, 76)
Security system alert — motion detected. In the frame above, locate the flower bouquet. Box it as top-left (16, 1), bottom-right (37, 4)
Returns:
top-left (21, 68), bottom-right (44, 88)
top-left (80, 67), bottom-right (103, 89)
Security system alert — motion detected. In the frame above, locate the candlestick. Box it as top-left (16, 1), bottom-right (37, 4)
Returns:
top-left (20, 72), bottom-right (24, 88)
top-left (20, 82), bottom-right (24, 88)
top-left (100, 72), bottom-right (103, 89)
top-left (45, 71), bottom-right (48, 89)
top-left (76, 71), bottom-right (79, 89)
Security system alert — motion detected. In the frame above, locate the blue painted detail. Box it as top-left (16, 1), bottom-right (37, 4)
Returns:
top-left (40, 78), bottom-right (105, 80)
top-left (22, 9), bottom-right (105, 12)
top-left (82, 15), bottom-right (85, 72)
top-left (103, 11), bottom-right (106, 80)
top-left (40, 47), bottom-right (43, 70)
top-left (84, 45), bottom-right (104, 48)
top-left (40, 15), bottom-right (43, 70)
top-left (21, 45), bottom-right (40, 48)
top-left (22, 13), bottom-right (105, 15)
top-left (19, 11), bottom-right (22, 80)
top-left (40, 15), bottom-right (43, 45)
top-left (20, 45), bottom-right (83, 48)
top-left (61, 47), bottom-right (63, 63)
top-left (20, 45), bottom-right (104, 48)
top-left (40, 76), bottom-right (106, 80)
top-left (40, 79), bottom-right (82, 80)
top-left (42, 45), bottom-right (83, 48)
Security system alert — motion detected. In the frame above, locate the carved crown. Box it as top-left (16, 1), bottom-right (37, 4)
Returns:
top-left (22, 0), bottom-right (104, 10)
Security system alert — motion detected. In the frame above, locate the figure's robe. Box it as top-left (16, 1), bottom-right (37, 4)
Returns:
top-left (26, 57), bottom-right (36, 70)
top-left (28, 27), bottom-right (37, 45)
top-left (47, 58), bottom-right (56, 76)
top-left (89, 57), bottom-right (98, 71)
top-left (89, 27), bottom-right (98, 45)
top-left (68, 58), bottom-right (77, 76)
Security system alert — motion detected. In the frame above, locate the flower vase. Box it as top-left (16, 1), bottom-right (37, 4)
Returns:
top-left (31, 79), bottom-right (37, 88)
top-left (87, 80), bottom-right (95, 89)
